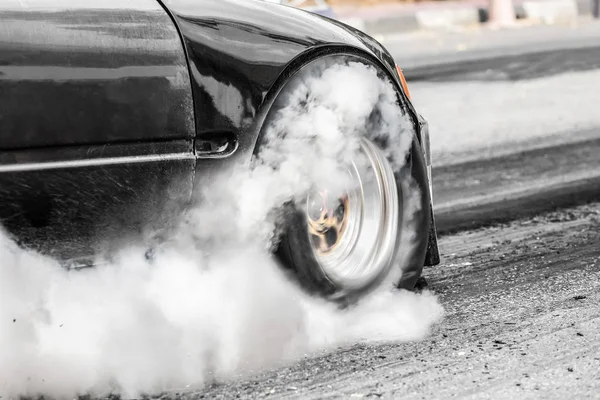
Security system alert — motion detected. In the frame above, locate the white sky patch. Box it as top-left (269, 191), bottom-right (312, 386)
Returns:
top-left (0, 61), bottom-right (443, 399)
top-left (410, 70), bottom-right (600, 166)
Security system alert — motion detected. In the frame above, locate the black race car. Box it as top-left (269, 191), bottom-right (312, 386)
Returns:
top-left (0, 0), bottom-right (439, 302)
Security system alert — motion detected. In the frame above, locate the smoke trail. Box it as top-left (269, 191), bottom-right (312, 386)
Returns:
top-left (0, 61), bottom-right (443, 399)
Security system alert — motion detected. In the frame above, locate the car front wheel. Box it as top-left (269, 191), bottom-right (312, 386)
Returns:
top-left (276, 136), bottom-right (431, 304)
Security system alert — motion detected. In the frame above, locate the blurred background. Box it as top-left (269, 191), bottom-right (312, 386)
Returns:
top-left (270, 0), bottom-right (600, 233)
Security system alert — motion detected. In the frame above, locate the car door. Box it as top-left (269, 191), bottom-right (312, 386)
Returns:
top-left (0, 0), bottom-right (196, 262)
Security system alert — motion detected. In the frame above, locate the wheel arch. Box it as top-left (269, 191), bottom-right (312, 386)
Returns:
top-left (251, 46), bottom-right (440, 271)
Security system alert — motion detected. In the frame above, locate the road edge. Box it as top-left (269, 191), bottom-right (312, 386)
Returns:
top-left (433, 162), bottom-right (600, 236)
top-left (334, 0), bottom-right (592, 36)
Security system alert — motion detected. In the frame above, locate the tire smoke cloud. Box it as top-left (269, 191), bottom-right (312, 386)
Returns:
top-left (0, 61), bottom-right (443, 399)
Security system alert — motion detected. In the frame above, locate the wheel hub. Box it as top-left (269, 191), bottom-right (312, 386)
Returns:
top-left (304, 137), bottom-right (400, 288)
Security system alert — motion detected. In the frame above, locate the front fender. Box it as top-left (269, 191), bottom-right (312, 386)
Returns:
top-left (160, 0), bottom-right (412, 161)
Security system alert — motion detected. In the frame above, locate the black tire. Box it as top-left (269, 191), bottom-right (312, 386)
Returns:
top-left (275, 137), bottom-right (431, 303)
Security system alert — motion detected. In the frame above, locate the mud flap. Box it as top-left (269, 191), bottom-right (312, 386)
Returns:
top-left (424, 203), bottom-right (440, 266)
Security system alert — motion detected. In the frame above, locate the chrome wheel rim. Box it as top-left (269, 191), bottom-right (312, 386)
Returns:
top-left (305, 137), bottom-right (399, 289)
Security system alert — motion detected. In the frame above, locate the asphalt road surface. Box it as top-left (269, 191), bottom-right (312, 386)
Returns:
top-left (386, 20), bottom-right (600, 82)
top-left (179, 202), bottom-right (600, 399)
top-left (433, 136), bottom-right (600, 234)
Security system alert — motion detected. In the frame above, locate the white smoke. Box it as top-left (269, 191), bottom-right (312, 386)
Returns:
top-left (0, 61), bottom-right (443, 399)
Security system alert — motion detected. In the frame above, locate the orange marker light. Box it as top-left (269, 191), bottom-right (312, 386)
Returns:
top-left (395, 65), bottom-right (411, 100)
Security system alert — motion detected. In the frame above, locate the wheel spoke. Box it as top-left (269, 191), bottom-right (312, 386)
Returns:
top-left (304, 137), bottom-right (399, 288)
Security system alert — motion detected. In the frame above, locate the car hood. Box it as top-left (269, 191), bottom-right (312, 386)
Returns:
top-left (162, 0), bottom-right (399, 157)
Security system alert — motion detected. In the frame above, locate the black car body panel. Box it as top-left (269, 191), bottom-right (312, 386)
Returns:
top-left (0, 1), bottom-right (194, 149)
top-left (0, 0), bottom-right (196, 259)
top-left (161, 0), bottom-right (410, 161)
top-left (0, 0), bottom-right (438, 267)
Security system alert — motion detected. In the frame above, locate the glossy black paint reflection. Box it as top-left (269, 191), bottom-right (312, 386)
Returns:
top-left (0, 1), bottom-right (196, 261)
top-left (162, 0), bottom-right (403, 162)
top-left (0, 1), bottom-right (195, 150)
